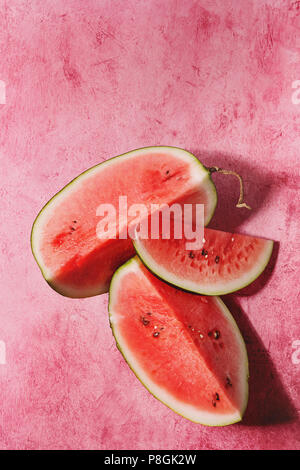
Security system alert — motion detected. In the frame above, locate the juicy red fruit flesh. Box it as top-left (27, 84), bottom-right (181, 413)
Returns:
top-left (110, 259), bottom-right (248, 419)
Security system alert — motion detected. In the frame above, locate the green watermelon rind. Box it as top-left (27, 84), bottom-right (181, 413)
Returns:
top-left (108, 256), bottom-right (249, 426)
top-left (133, 237), bottom-right (274, 296)
top-left (31, 146), bottom-right (217, 298)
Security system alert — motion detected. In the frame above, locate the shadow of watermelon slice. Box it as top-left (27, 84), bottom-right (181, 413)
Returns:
top-left (223, 296), bottom-right (297, 426)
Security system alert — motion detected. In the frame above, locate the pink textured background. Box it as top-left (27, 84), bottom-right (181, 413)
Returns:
top-left (0, 0), bottom-right (299, 450)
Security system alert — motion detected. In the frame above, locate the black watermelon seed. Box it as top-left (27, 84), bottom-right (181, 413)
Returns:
top-left (201, 249), bottom-right (208, 256)
top-left (226, 377), bottom-right (232, 387)
top-left (189, 251), bottom-right (195, 259)
top-left (215, 256), bottom-right (220, 263)
top-left (212, 400), bottom-right (216, 407)
top-left (214, 330), bottom-right (220, 340)
top-left (140, 316), bottom-right (150, 326)
top-left (153, 331), bottom-right (160, 338)
top-left (215, 393), bottom-right (220, 401)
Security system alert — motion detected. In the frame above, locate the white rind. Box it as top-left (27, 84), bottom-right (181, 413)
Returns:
top-left (134, 237), bottom-right (274, 296)
top-left (31, 146), bottom-right (217, 297)
top-left (109, 257), bottom-right (249, 426)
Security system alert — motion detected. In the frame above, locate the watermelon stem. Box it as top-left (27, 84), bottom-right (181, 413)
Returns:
top-left (208, 167), bottom-right (251, 210)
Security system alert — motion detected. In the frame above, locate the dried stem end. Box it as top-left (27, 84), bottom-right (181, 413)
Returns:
top-left (208, 166), bottom-right (251, 210)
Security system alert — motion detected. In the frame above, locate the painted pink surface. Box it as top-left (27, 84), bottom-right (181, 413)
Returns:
top-left (0, 0), bottom-right (299, 450)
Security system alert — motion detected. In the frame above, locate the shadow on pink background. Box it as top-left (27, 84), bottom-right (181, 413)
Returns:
top-left (0, 0), bottom-right (299, 450)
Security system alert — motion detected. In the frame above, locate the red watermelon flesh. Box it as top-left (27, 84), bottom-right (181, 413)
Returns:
top-left (134, 226), bottom-right (273, 295)
top-left (31, 147), bottom-right (217, 297)
top-left (109, 257), bottom-right (249, 425)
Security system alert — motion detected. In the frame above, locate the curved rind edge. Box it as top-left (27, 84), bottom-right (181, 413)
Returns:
top-left (31, 146), bottom-right (217, 297)
top-left (133, 238), bottom-right (274, 297)
top-left (108, 256), bottom-right (249, 426)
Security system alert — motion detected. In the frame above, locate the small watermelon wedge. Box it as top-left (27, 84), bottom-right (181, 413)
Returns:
top-left (109, 257), bottom-right (249, 426)
top-left (31, 147), bottom-right (217, 298)
top-left (134, 227), bottom-right (273, 295)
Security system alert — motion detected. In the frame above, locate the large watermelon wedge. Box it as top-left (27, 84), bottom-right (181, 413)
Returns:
top-left (109, 257), bottom-right (249, 425)
top-left (134, 227), bottom-right (273, 295)
top-left (31, 147), bottom-right (217, 298)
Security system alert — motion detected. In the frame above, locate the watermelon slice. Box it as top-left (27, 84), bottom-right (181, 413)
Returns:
top-left (109, 257), bottom-right (249, 425)
top-left (31, 147), bottom-right (217, 298)
top-left (134, 227), bottom-right (273, 295)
